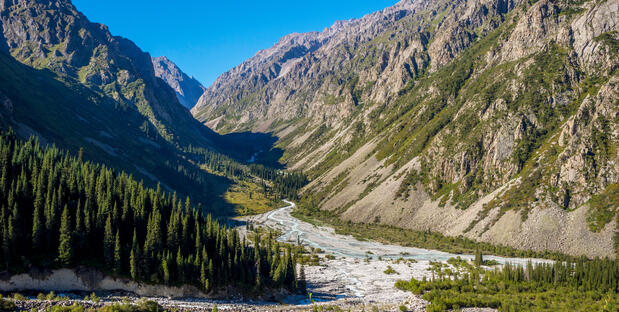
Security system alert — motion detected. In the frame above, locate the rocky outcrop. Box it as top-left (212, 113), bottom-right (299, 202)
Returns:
top-left (152, 56), bottom-right (206, 109)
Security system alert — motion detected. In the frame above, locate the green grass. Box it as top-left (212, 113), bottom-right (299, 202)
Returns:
top-left (224, 180), bottom-right (280, 215)
top-left (586, 183), bottom-right (619, 233)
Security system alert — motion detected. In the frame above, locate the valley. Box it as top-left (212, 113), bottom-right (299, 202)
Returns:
top-left (0, 0), bottom-right (616, 310)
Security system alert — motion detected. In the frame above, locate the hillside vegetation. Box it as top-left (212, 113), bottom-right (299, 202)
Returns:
top-left (0, 130), bottom-right (302, 294)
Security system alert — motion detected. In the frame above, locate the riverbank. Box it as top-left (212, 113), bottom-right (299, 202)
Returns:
top-left (0, 201), bottom-right (558, 311)
top-left (291, 201), bottom-right (580, 261)
top-left (236, 201), bottom-right (552, 309)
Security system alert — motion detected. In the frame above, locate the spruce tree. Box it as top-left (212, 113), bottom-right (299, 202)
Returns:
top-left (103, 215), bottom-right (114, 267)
top-left (130, 248), bottom-right (138, 280)
top-left (114, 230), bottom-right (122, 274)
top-left (162, 259), bottom-right (170, 285)
top-left (475, 248), bottom-right (483, 267)
top-left (298, 265), bottom-right (307, 294)
top-left (32, 198), bottom-right (43, 251)
top-left (57, 205), bottom-right (73, 265)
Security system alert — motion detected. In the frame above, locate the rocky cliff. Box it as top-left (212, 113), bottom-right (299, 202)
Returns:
top-left (152, 56), bottom-right (205, 109)
top-left (195, 0), bottom-right (618, 257)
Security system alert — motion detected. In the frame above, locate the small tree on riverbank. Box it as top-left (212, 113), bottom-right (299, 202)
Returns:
top-left (474, 248), bottom-right (483, 266)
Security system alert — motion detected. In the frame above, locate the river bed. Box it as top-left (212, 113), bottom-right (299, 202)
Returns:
top-left (238, 200), bottom-right (553, 309)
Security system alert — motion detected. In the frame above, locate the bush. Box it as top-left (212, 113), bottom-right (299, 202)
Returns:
top-left (12, 293), bottom-right (27, 300)
top-left (45, 304), bottom-right (85, 312)
top-left (84, 292), bottom-right (100, 303)
top-left (0, 298), bottom-right (15, 312)
top-left (46, 291), bottom-right (56, 301)
top-left (384, 265), bottom-right (398, 275)
top-left (99, 300), bottom-right (163, 312)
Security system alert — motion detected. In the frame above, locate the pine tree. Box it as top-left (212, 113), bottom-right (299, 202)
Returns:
top-left (130, 248), bottom-right (138, 280)
top-left (475, 248), bottom-right (483, 267)
top-left (103, 215), bottom-right (114, 266)
top-left (130, 229), bottom-right (139, 280)
top-left (200, 261), bottom-right (209, 291)
top-left (298, 265), bottom-right (307, 294)
top-left (32, 197), bottom-right (43, 251)
top-left (162, 259), bottom-right (170, 285)
top-left (57, 205), bottom-right (73, 265)
top-left (114, 230), bottom-right (122, 274)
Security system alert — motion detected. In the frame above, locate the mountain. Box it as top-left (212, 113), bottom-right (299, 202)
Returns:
top-left (193, 0), bottom-right (618, 257)
top-left (152, 56), bottom-right (206, 109)
top-left (0, 0), bottom-right (270, 210)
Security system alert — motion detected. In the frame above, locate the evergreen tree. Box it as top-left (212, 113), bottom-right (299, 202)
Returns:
top-left (130, 229), bottom-right (139, 280)
top-left (162, 259), bottom-right (170, 285)
top-left (114, 230), bottom-right (122, 274)
top-left (104, 215), bottom-right (114, 266)
top-left (0, 132), bottom-right (302, 293)
top-left (475, 248), bottom-right (483, 267)
top-left (130, 248), bottom-right (138, 280)
top-left (298, 265), bottom-right (307, 294)
top-left (32, 182), bottom-right (44, 250)
top-left (58, 205), bottom-right (73, 265)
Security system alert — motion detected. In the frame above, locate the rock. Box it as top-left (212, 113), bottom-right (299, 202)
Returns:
top-left (152, 56), bottom-right (206, 109)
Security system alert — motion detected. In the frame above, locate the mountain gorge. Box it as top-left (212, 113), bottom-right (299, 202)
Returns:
top-left (194, 0), bottom-right (618, 258)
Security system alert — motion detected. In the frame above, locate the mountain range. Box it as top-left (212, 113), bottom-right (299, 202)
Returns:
top-left (192, 0), bottom-right (618, 257)
top-left (0, 0), bottom-right (616, 258)
top-left (0, 0), bottom-right (273, 211)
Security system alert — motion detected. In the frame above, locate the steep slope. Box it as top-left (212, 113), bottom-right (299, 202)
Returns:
top-left (0, 0), bottom-right (267, 210)
top-left (193, 0), bottom-right (522, 132)
top-left (195, 0), bottom-right (618, 257)
top-left (0, 0), bottom-right (215, 145)
top-left (152, 56), bottom-right (206, 109)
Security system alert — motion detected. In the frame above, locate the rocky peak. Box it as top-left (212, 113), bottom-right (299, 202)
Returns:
top-left (152, 56), bottom-right (206, 109)
top-left (191, 0), bottom-right (525, 132)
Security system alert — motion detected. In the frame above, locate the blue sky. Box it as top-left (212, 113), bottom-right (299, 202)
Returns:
top-left (72, 0), bottom-right (397, 87)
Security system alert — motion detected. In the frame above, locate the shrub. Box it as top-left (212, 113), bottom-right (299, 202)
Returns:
top-left (0, 298), bottom-right (15, 312)
top-left (12, 293), bottom-right (27, 300)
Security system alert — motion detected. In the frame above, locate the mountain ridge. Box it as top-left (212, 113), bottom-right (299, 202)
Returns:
top-left (0, 0), bottom-right (273, 210)
top-left (192, 0), bottom-right (618, 257)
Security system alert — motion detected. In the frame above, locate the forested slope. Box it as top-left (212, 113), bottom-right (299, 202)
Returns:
top-left (0, 131), bottom-right (301, 293)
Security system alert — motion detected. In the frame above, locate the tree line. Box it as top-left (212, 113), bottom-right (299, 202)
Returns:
top-left (0, 130), bottom-right (303, 293)
top-left (396, 255), bottom-right (618, 311)
top-left (185, 145), bottom-right (307, 200)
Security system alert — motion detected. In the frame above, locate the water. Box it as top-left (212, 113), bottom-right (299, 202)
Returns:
top-left (265, 200), bottom-right (552, 267)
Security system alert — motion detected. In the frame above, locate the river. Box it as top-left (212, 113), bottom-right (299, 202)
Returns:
top-left (239, 200), bottom-right (553, 308)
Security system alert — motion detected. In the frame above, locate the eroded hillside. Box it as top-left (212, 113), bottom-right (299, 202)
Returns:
top-left (195, 0), bottom-right (618, 257)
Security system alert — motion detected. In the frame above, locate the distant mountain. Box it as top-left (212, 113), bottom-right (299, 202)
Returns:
top-left (152, 56), bottom-right (206, 109)
top-left (193, 0), bottom-right (618, 257)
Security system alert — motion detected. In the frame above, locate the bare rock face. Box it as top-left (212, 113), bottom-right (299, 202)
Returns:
top-left (152, 56), bottom-right (206, 109)
top-left (195, 0), bottom-right (618, 257)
